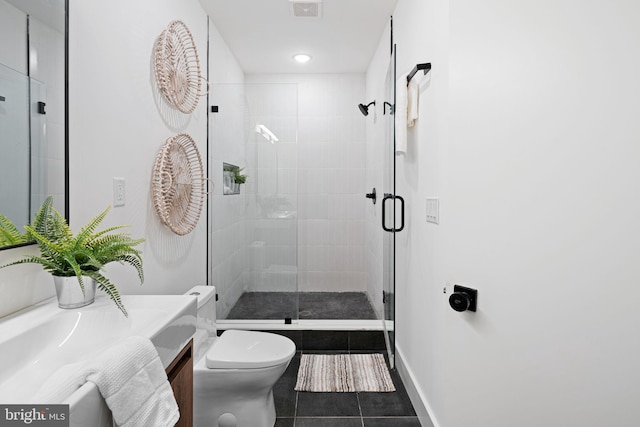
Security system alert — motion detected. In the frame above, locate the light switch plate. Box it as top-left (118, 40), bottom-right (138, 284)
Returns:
top-left (113, 177), bottom-right (125, 207)
top-left (426, 197), bottom-right (439, 224)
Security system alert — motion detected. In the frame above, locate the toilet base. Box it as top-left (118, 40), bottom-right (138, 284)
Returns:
top-left (193, 357), bottom-right (286, 427)
top-left (194, 390), bottom-right (276, 427)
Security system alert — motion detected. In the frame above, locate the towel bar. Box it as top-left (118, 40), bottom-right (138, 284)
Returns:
top-left (407, 62), bottom-right (431, 86)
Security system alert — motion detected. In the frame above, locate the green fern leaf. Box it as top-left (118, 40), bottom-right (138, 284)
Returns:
top-left (0, 214), bottom-right (30, 245)
top-left (86, 271), bottom-right (127, 317)
top-left (73, 205), bottom-right (111, 250)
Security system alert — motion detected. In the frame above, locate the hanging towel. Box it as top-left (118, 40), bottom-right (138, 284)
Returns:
top-left (34, 336), bottom-right (180, 427)
top-left (407, 76), bottom-right (419, 127)
top-left (395, 72), bottom-right (409, 155)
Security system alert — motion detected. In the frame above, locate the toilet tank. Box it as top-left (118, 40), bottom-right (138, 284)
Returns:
top-left (185, 285), bottom-right (217, 337)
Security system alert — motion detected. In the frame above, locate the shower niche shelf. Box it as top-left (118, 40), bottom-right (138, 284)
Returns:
top-left (223, 162), bottom-right (242, 195)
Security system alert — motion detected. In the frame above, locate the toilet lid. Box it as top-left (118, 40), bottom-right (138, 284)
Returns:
top-left (205, 330), bottom-right (296, 369)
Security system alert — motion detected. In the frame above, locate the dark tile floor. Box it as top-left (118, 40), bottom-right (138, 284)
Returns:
top-left (273, 351), bottom-right (421, 426)
top-left (226, 292), bottom-right (378, 320)
top-left (224, 294), bottom-right (413, 425)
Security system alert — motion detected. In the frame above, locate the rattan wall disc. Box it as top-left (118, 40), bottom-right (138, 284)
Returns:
top-left (154, 20), bottom-right (207, 114)
top-left (152, 133), bottom-right (206, 235)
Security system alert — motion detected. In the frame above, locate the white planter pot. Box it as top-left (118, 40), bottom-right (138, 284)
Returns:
top-left (53, 275), bottom-right (97, 309)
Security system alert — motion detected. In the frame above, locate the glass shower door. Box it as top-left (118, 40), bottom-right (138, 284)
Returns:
top-left (382, 45), bottom-right (398, 368)
top-left (245, 82), bottom-right (299, 322)
top-left (209, 82), bottom-right (299, 322)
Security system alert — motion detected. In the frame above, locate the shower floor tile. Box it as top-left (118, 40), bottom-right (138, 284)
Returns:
top-left (226, 292), bottom-right (298, 319)
top-left (226, 292), bottom-right (377, 320)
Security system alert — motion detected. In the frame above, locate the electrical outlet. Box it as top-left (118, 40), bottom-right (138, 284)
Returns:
top-left (113, 177), bottom-right (125, 207)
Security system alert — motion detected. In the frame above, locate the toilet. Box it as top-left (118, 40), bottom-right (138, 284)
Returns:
top-left (187, 286), bottom-right (296, 427)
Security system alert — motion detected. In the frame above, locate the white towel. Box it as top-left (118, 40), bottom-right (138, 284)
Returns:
top-left (407, 76), bottom-right (419, 127)
top-left (34, 336), bottom-right (179, 427)
top-left (395, 73), bottom-right (409, 155)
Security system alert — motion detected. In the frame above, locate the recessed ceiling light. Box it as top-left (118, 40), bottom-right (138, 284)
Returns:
top-left (293, 53), bottom-right (312, 64)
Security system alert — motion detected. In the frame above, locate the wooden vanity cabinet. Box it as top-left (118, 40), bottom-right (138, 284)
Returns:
top-left (166, 339), bottom-right (193, 427)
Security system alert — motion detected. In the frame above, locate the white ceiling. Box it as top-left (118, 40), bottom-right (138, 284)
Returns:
top-left (199, 0), bottom-right (398, 74)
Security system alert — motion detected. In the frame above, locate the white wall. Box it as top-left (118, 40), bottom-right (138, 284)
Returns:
top-left (388, 0), bottom-right (448, 424)
top-left (367, 0), bottom-right (640, 426)
top-left (0, 246), bottom-right (54, 318)
top-left (67, 0), bottom-right (209, 296)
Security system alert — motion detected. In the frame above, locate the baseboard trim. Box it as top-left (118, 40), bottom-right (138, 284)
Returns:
top-left (395, 344), bottom-right (441, 427)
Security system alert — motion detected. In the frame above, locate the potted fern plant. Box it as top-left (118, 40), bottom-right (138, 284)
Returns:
top-left (0, 197), bottom-right (144, 316)
top-left (233, 167), bottom-right (247, 193)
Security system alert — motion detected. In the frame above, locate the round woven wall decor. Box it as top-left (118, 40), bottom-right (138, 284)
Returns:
top-left (154, 20), bottom-right (207, 114)
top-left (152, 133), bottom-right (206, 235)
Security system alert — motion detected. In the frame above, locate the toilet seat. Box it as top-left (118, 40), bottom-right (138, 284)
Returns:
top-left (205, 330), bottom-right (296, 369)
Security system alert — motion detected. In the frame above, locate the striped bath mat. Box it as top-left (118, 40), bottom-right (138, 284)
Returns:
top-left (295, 354), bottom-right (396, 392)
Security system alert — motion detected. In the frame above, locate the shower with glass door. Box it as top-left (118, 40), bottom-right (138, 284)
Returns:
top-left (208, 74), bottom-right (388, 315)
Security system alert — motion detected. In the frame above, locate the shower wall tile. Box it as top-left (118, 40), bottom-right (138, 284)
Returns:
top-left (306, 168), bottom-right (327, 193)
top-left (277, 169), bottom-right (297, 195)
top-left (266, 245), bottom-right (297, 267)
top-left (298, 246), bottom-right (310, 271)
top-left (299, 194), bottom-right (328, 220)
top-left (298, 116), bottom-right (329, 143)
top-left (257, 220), bottom-right (297, 246)
top-left (278, 143), bottom-right (298, 168)
top-left (298, 271), bottom-right (322, 291)
top-left (310, 220), bottom-right (329, 245)
top-left (299, 271), bottom-right (366, 292)
top-left (352, 220), bottom-right (366, 244)
top-left (340, 143), bottom-right (366, 168)
top-left (264, 116), bottom-right (297, 142)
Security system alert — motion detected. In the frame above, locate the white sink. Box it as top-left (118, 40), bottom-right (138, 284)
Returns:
top-left (0, 294), bottom-right (196, 409)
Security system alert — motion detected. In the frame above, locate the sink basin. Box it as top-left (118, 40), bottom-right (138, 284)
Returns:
top-left (0, 294), bottom-right (196, 405)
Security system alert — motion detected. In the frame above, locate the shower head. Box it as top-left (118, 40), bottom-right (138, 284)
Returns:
top-left (358, 101), bottom-right (375, 116)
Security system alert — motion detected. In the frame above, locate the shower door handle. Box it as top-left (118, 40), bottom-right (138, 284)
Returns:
top-left (382, 193), bottom-right (405, 232)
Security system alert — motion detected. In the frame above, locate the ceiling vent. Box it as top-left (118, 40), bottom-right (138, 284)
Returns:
top-left (290, 0), bottom-right (322, 18)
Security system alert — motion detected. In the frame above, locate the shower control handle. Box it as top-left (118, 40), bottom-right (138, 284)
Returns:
top-left (365, 188), bottom-right (377, 204)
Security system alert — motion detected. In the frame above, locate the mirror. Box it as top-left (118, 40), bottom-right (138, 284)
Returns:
top-left (0, 0), bottom-right (67, 249)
